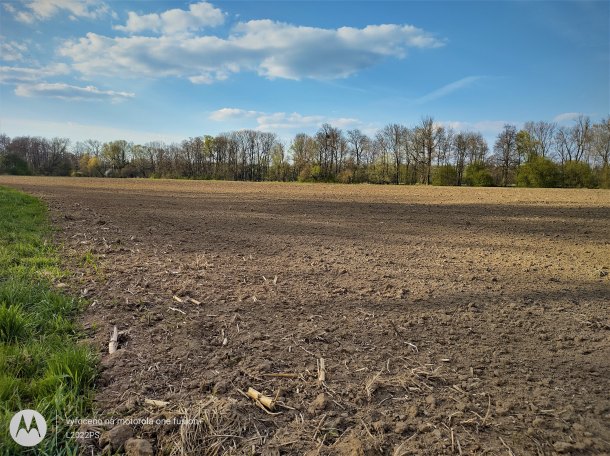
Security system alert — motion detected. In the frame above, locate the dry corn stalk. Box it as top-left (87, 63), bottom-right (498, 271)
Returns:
top-left (108, 326), bottom-right (118, 354)
top-left (145, 398), bottom-right (169, 407)
top-left (318, 358), bottom-right (326, 383)
top-left (246, 387), bottom-right (275, 410)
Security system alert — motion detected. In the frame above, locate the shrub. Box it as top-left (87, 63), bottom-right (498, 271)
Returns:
top-left (597, 166), bottom-right (610, 189)
top-left (0, 153), bottom-right (31, 175)
top-left (432, 164), bottom-right (457, 186)
top-left (562, 161), bottom-right (593, 188)
top-left (463, 163), bottom-right (494, 186)
top-left (337, 169), bottom-right (354, 184)
top-left (297, 164), bottom-right (313, 182)
top-left (516, 156), bottom-right (561, 187)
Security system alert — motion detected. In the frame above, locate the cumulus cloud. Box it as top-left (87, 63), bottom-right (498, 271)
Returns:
top-left (209, 107), bottom-right (363, 132)
top-left (59, 20), bottom-right (444, 83)
top-left (15, 82), bottom-right (134, 102)
top-left (10, 0), bottom-right (111, 23)
top-left (114, 2), bottom-right (225, 35)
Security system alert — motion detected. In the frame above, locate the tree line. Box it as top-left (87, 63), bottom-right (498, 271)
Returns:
top-left (1, 115), bottom-right (608, 188)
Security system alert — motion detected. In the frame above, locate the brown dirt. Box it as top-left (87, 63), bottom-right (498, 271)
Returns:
top-left (1, 176), bottom-right (609, 455)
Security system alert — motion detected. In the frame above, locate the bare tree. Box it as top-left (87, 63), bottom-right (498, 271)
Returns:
top-left (555, 126), bottom-right (576, 164)
top-left (454, 133), bottom-right (468, 186)
top-left (494, 124), bottom-right (518, 186)
top-left (419, 116), bottom-right (443, 184)
top-left (524, 121), bottom-right (556, 158)
top-left (380, 124), bottom-right (408, 184)
top-left (346, 129), bottom-right (367, 169)
top-left (315, 124), bottom-right (341, 180)
top-left (591, 117), bottom-right (610, 169)
top-left (572, 115), bottom-right (592, 163)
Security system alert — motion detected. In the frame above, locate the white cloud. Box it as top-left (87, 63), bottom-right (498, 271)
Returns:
top-left (415, 76), bottom-right (483, 104)
top-left (60, 20), bottom-right (444, 83)
top-left (0, 39), bottom-right (28, 62)
top-left (11, 0), bottom-right (110, 23)
top-left (114, 2), bottom-right (225, 35)
top-left (0, 63), bottom-right (70, 83)
top-left (553, 112), bottom-right (582, 123)
top-left (209, 108), bottom-right (261, 121)
top-left (209, 107), bottom-right (363, 132)
top-left (15, 82), bottom-right (134, 102)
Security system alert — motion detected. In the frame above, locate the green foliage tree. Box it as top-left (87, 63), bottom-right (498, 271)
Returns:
top-left (102, 140), bottom-right (129, 171)
top-left (516, 130), bottom-right (538, 164)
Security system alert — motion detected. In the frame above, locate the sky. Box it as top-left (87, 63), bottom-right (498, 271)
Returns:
top-left (0, 0), bottom-right (608, 146)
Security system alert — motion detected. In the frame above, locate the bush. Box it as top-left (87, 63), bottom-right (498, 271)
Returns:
top-left (562, 161), bottom-right (594, 188)
top-left (47, 156), bottom-right (73, 176)
top-left (597, 166), bottom-right (610, 189)
top-left (463, 163), bottom-right (494, 187)
top-left (432, 164), bottom-right (457, 186)
top-left (516, 156), bottom-right (561, 187)
top-left (337, 169), bottom-right (354, 184)
top-left (309, 164), bottom-right (322, 181)
top-left (297, 164), bottom-right (313, 182)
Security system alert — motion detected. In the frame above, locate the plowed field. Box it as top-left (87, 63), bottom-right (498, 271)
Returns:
top-left (1, 176), bottom-right (608, 455)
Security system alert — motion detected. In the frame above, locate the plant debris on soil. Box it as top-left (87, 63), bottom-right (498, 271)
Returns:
top-left (1, 176), bottom-right (609, 455)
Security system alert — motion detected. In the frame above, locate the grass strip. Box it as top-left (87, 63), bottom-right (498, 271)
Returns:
top-left (0, 186), bottom-right (96, 455)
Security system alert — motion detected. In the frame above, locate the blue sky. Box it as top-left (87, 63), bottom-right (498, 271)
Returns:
top-left (0, 0), bottom-right (608, 145)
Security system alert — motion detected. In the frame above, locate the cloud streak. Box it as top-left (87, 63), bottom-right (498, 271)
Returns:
top-left (0, 63), bottom-right (70, 83)
top-left (415, 76), bottom-right (483, 104)
top-left (553, 112), bottom-right (582, 123)
top-left (15, 82), bottom-right (134, 102)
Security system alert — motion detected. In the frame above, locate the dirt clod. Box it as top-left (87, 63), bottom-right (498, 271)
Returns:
top-left (99, 424), bottom-right (133, 452)
top-left (308, 393), bottom-right (327, 414)
top-left (124, 438), bottom-right (154, 456)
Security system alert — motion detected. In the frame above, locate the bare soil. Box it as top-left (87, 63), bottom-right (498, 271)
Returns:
top-left (1, 176), bottom-right (609, 455)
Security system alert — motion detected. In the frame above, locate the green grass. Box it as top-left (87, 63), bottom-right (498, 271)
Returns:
top-left (0, 187), bottom-right (97, 455)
